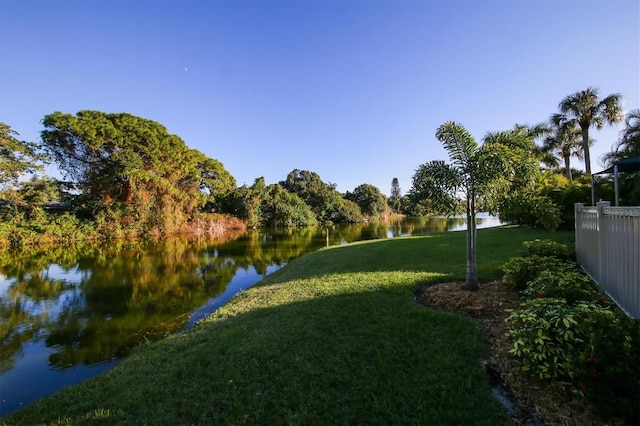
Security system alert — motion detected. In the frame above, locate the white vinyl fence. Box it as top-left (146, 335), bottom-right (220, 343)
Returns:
top-left (575, 202), bottom-right (640, 318)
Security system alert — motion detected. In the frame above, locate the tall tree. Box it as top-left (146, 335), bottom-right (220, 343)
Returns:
top-left (345, 183), bottom-right (387, 219)
top-left (281, 169), bottom-right (363, 223)
top-left (40, 111), bottom-right (236, 235)
top-left (601, 109), bottom-right (640, 205)
top-left (0, 122), bottom-right (46, 188)
top-left (389, 178), bottom-right (401, 212)
top-left (233, 178), bottom-right (318, 228)
top-left (410, 122), bottom-right (506, 290)
top-left (557, 87), bottom-right (624, 204)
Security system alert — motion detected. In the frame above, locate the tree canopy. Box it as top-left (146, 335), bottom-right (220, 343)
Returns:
top-left (232, 178), bottom-right (318, 228)
top-left (281, 169), bottom-right (363, 223)
top-left (40, 111), bottom-right (236, 235)
top-left (1, 122), bottom-right (46, 188)
top-left (345, 184), bottom-right (388, 219)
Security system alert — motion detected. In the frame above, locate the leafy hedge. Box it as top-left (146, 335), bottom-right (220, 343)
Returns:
top-left (521, 270), bottom-right (601, 305)
top-left (518, 238), bottom-right (574, 261)
top-left (502, 240), bottom-right (640, 423)
top-left (501, 255), bottom-right (577, 290)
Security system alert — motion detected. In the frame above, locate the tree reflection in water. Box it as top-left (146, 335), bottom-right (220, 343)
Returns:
top-left (0, 216), bottom-right (502, 416)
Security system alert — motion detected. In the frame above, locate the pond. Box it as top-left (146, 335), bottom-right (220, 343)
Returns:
top-left (0, 215), bottom-right (502, 417)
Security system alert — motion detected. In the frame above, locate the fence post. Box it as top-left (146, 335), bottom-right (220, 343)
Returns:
top-left (575, 203), bottom-right (584, 265)
top-left (596, 201), bottom-right (610, 286)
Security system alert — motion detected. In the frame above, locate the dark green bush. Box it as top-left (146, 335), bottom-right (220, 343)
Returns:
top-left (503, 238), bottom-right (639, 422)
top-left (497, 190), bottom-right (561, 230)
top-left (506, 298), bottom-right (588, 380)
top-left (519, 239), bottom-right (574, 261)
top-left (521, 269), bottom-right (601, 305)
top-left (506, 297), bottom-right (640, 423)
top-left (501, 255), bottom-right (576, 290)
top-left (575, 312), bottom-right (640, 423)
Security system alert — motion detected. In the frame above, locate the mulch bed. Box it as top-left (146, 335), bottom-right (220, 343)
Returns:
top-left (415, 281), bottom-right (616, 426)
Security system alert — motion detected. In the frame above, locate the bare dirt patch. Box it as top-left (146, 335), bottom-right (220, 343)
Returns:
top-left (415, 281), bottom-right (616, 426)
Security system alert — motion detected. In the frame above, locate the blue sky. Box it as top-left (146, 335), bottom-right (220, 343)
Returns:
top-left (1, 0), bottom-right (638, 196)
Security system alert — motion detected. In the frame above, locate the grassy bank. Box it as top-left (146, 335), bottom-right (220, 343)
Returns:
top-left (3, 226), bottom-right (574, 425)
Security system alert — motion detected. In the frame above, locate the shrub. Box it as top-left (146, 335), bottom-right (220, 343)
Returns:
top-left (497, 190), bottom-right (561, 230)
top-left (506, 298), bottom-right (588, 380)
top-left (521, 269), bottom-right (601, 305)
top-left (506, 298), bottom-right (640, 423)
top-left (574, 311), bottom-right (640, 423)
top-left (539, 175), bottom-right (591, 230)
top-left (501, 255), bottom-right (576, 290)
top-left (519, 239), bottom-right (574, 261)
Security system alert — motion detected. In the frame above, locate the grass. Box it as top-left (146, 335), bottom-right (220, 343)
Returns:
top-left (2, 226), bottom-right (574, 425)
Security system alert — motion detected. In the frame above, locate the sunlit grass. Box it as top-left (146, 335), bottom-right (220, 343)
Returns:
top-left (2, 226), bottom-right (573, 425)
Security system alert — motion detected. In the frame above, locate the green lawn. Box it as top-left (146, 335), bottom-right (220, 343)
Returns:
top-left (2, 226), bottom-right (574, 425)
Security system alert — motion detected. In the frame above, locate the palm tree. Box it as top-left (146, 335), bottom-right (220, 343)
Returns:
top-left (601, 109), bottom-right (640, 205)
top-left (542, 113), bottom-right (585, 182)
top-left (621, 109), bottom-right (640, 150)
top-left (602, 109), bottom-right (640, 165)
top-left (410, 122), bottom-right (506, 290)
top-left (557, 87), bottom-right (624, 204)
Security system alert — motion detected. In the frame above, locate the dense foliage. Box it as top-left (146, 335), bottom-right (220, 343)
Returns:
top-left (0, 122), bottom-right (46, 188)
top-left (280, 169), bottom-right (365, 224)
top-left (40, 111), bottom-right (237, 236)
top-left (518, 238), bottom-right (573, 260)
top-left (482, 125), bottom-right (561, 230)
top-left (0, 205), bottom-right (93, 249)
top-left (503, 240), bottom-right (640, 423)
top-left (344, 183), bottom-right (387, 219)
top-left (229, 178), bottom-right (319, 228)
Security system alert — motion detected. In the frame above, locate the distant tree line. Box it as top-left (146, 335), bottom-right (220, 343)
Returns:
top-left (1, 87), bottom-right (637, 249)
top-left (0, 111), bottom-right (391, 248)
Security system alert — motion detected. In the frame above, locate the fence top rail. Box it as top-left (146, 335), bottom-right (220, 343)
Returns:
top-left (603, 206), bottom-right (640, 217)
top-left (576, 202), bottom-right (640, 216)
top-left (576, 206), bottom-right (598, 213)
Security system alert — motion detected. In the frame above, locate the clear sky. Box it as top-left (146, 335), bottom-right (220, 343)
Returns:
top-left (1, 0), bottom-right (638, 196)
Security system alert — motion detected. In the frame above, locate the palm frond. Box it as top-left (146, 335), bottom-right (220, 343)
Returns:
top-left (600, 93), bottom-right (624, 124)
top-left (435, 122), bottom-right (478, 170)
top-left (409, 160), bottom-right (463, 215)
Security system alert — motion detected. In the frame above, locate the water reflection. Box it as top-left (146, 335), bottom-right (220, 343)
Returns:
top-left (0, 215), bottom-right (502, 416)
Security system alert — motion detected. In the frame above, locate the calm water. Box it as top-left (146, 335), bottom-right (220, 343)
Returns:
top-left (0, 215), bottom-right (502, 417)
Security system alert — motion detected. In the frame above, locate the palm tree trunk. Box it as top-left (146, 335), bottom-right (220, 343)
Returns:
top-left (464, 192), bottom-right (479, 291)
top-left (563, 155), bottom-right (572, 182)
top-left (581, 126), bottom-right (596, 205)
